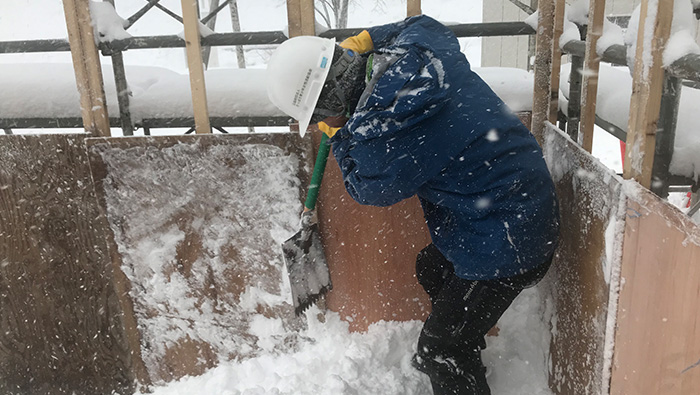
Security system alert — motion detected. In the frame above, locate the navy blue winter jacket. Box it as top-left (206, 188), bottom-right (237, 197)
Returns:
top-left (329, 15), bottom-right (560, 280)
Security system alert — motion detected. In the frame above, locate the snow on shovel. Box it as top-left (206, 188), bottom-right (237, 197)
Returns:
top-left (282, 134), bottom-right (332, 316)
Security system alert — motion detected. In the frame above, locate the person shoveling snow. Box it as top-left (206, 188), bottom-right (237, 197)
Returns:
top-left (267, 15), bottom-right (560, 395)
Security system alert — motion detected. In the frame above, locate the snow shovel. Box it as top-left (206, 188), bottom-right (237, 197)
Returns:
top-left (282, 133), bottom-right (332, 316)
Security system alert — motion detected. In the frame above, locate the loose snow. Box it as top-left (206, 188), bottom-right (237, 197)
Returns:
top-left (135, 287), bottom-right (553, 395)
top-left (625, 1), bottom-right (700, 74)
top-left (90, 1), bottom-right (131, 42)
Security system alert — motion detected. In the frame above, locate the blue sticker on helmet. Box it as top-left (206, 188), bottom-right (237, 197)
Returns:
top-left (320, 57), bottom-right (328, 68)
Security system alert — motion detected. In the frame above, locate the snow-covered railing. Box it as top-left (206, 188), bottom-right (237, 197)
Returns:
top-left (0, 22), bottom-right (536, 55)
top-left (562, 40), bottom-right (700, 85)
top-left (559, 38), bottom-right (700, 198)
top-left (0, 21), bottom-right (537, 136)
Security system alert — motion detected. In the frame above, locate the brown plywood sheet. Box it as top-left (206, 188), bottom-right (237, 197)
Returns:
top-left (313, 112), bottom-right (533, 333)
top-left (538, 123), bottom-right (626, 394)
top-left (0, 134), bottom-right (135, 394)
top-left (87, 133), bottom-right (311, 383)
top-left (611, 187), bottom-right (700, 395)
top-left (311, 131), bottom-right (432, 333)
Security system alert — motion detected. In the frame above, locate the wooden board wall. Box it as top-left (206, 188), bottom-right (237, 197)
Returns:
top-left (312, 131), bottom-right (432, 332)
top-left (87, 134), bottom-right (312, 384)
top-left (537, 123), bottom-right (626, 395)
top-left (611, 188), bottom-right (700, 394)
top-left (0, 134), bottom-right (135, 394)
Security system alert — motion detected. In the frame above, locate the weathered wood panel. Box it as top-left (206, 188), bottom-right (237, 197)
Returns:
top-left (0, 134), bottom-right (135, 394)
top-left (611, 188), bottom-right (700, 395)
top-left (87, 133), bottom-right (312, 383)
top-left (537, 123), bottom-right (626, 395)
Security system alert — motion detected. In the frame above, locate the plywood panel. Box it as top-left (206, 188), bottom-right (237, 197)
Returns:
top-left (611, 189), bottom-right (700, 395)
top-left (87, 134), bottom-right (312, 383)
top-left (0, 134), bottom-right (135, 394)
top-left (316, 113), bottom-right (535, 332)
top-left (312, 132), bottom-right (432, 332)
top-left (537, 123), bottom-right (626, 395)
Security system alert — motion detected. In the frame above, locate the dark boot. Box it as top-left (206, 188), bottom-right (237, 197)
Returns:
top-left (430, 372), bottom-right (490, 395)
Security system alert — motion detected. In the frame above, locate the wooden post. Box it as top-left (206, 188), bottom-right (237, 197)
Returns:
top-left (624, 0), bottom-right (674, 188)
top-left (62, 0), bottom-right (111, 137)
top-left (530, 0), bottom-right (555, 136)
top-left (181, 0), bottom-right (212, 134)
top-left (549, 0), bottom-right (566, 123)
top-left (407, 0), bottom-right (421, 17)
top-left (567, 51), bottom-right (585, 141)
top-left (579, 0), bottom-right (606, 152)
top-left (287, 0), bottom-right (315, 37)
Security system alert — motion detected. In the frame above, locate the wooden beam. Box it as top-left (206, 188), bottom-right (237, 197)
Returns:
top-left (286, 0), bottom-right (315, 37)
top-left (407, 0), bottom-right (422, 17)
top-left (549, 0), bottom-right (566, 123)
top-left (181, 0), bottom-right (211, 134)
top-left (624, 0), bottom-right (674, 188)
top-left (530, 0), bottom-right (555, 135)
top-left (62, 0), bottom-right (111, 137)
top-left (300, 0), bottom-right (315, 36)
top-left (579, 0), bottom-right (606, 152)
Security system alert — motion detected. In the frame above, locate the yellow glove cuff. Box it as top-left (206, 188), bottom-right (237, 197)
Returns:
top-left (340, 30), bottom-right (374, 54)
top-left (317, 121), bottom-right (341, 138)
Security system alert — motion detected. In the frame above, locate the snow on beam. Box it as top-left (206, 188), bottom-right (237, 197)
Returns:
top-left (562, 40), bottom-right (700, 83)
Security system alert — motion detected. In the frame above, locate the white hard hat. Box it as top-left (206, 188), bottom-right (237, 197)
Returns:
top-left (267, 36), bottom-right (336, 137)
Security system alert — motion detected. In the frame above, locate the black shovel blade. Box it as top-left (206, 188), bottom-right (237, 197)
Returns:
top-left (282, 221), bottom-right (332, 316)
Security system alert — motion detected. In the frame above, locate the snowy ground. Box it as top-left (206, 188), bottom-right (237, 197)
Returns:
top-left (135, 287), bottom-right (553, 395)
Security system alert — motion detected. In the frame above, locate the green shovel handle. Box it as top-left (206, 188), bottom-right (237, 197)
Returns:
top-left (304, 133), bottom-right (331, 211)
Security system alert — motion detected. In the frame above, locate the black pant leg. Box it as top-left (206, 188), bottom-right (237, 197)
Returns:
top-left (415, 244), bottom-right (455, 303)
top-left (413, 244), bottom-right (553, 394)
top-left (416, 275), bottom-right (523, 395)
